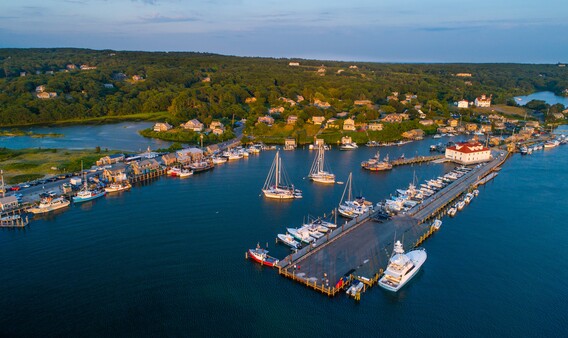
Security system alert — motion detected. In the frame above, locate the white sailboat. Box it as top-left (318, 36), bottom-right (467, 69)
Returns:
top-left (308, 145), bottom-right (335, 184)
top-left (262, 151), bottom-right (302, 199)
top-left (338, 172), bottom-right (373, 218)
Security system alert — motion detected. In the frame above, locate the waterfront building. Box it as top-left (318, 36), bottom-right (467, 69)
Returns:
top-left (176, 148), bottom-right (203, 164)
top-left (153, 122), bottom-right (173, 132)
top-left (445, 141), bottom-right (491, 165)
top-left (162, 153), bottom-right (178, 166)
top-left (131, 159), bottom-right (160, 175)
top-left (96, 153), bottom-right (125, 166)
top-left (284, 138), bottom-right (297, 150)
top-left (181, 119), bottom-right (204, 132)
top-left (0, 196), bottom-right (19, 211)
top-left (103, 163), bottom-right (129, 182)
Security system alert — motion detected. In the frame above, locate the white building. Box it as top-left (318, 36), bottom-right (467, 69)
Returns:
top-left (475, 94), bottom-right (492, 108)
top-left (445, 142), bottom-right (491, 165)
top-left (457, 100), bottom-right (469, 109)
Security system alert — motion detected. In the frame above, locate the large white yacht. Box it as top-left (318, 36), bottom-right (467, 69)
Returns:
top-left (378, 240), bottom-right (427, 292)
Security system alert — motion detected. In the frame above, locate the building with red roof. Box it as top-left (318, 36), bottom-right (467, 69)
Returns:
top-left (445, 141), bottom-right (491, 164)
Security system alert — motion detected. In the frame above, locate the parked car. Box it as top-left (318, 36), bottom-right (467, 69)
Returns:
top-left (9, 186), bottom-right (21, 191)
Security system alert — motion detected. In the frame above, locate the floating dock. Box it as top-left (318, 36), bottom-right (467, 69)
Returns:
top-left (390, 154), bottom-right (445, 166)
top-left (276, 152), bottom-right (507, 297)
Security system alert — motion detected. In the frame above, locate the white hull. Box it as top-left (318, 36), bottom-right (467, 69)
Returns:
top-left (262, 189), bottom-right (296, 200)
top-left (28, 198), bottom-right (70, 214)
top-left (379, 249), bottom-right (427, 292)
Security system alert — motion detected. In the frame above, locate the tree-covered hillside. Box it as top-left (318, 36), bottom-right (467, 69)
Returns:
top-left (0, 48), bottom-right (566, 127)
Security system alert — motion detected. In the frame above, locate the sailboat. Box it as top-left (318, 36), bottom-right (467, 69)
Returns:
top-left (73, 161), bottom-right (106, 203)
top-left (308, 145), bottom-right (335, 184)
top-left (262, 151), bottom-right (302, 199)
top-left (338, 172), bottom-right (373, 218)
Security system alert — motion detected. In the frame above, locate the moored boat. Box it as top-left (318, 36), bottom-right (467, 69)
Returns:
top-left (378, 240), bottom-right (427, 292)
top-left (262, 151), bottom-right (302, 199)
top-left (277, 234), bottom-right (300, 249)
top-left (248, 245), bottom-right (279, 267)
top-left (308, 145), bottom-right (335, 184)
top-left (432, 219), bottom-right (442, 230)
top-left (28, 197), bottom-right (70, 214)
top-left (104, 181), bottom-right (132, 193)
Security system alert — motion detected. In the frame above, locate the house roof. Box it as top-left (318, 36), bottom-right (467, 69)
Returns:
top-left (447, 142), bottom-right (489, 154)
top-left (0, 196), bottom-right (18, 205)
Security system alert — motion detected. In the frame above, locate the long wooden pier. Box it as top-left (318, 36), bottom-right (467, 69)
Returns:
top-left (390, 154), bottom-right (445, 166)
top-left (276, 151), bottom-right (507, 298)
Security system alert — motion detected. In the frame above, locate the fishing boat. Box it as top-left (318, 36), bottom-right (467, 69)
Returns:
top-left (178, 169), bottom-right (193, 178)
top-left (104, 181), bottom-right (132, 193)
top-left (456, 200), bottom-right (465, 211)
top-left (432, 219), bottom-right (442, 230)
top-left (248, 244), bottom-right (279, 267)
top-left (338, 172), bottom-right (373, 218)
top-left (262, 151), bottom-right (302, 199)
top-left (187, 160), bottom-right (214, 172)
top-left (378, 240), bottom-right (427, 292)
top-left (363, 152), bottom-right (392, 171)
top-left (544, 140), bottom-right (559, 149)
top-left (73, 162), bottom-right (106, 203)
top-left (346, 280), bottom-right (364, 297)
top-left (308, 146), bottom-right (335, 184)
top-left (73, 188), bottom-right (106, 203)
top-left (28, 196), bottom-right (70, 214)
top-left (277, 234), bottom-right (300, 249)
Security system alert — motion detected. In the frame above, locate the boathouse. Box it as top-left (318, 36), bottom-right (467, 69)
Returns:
top-left (445, 141), bottom-right (491, 165)
top-left (0, 196), bottom-right (19, 211)
top-left (131, 159), bottom-right (160, 175)
top-left (103, 163), bottom-right (129, 182)
top-left (96, 153), bottom-right (125, 166)
top-left (162, 153), bottom-right (178, 166)
top-left (284, 138), bottom-right (297, 150)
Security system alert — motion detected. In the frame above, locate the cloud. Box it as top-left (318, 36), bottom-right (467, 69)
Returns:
top-left (132, 0), bottom-right (159, 4)
top-left (139, 14), bottom-right (200, 23)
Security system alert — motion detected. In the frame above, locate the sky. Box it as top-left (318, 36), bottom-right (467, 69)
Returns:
top-left (1, 0), bottom-right (567, 63)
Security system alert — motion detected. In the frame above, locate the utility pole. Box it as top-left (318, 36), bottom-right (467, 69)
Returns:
top-left (1, 170), bottom-right (4, 198)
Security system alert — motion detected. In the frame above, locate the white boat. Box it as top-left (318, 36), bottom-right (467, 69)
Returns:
top-left (287, 227), bottom-right (314, 244)
top-left (346, 280), bottom-right (365, 297)
top-left (308, 145), bottom-right (335, 184)
top-left (447, 207), bottom-right (457, 217)
top-left (212, 156), bottom-right (227, 164)
top-left (473, 189), bottom-right (479, 197)
top-left (464, 192), bottom-right (474, 204)
top-left (433, 134), bottom-right (442, 139)
top-left (339, 142), bottom-right (358, 150)
top-left (262, 151), bottom-right (302, 199)
top-left (104, 181), bottom-right (132, 193)
top-left (277, 234), bottom-right (300, 249)
top-left (178, 169), bottom-right (193, 178)
top-left (378, 240), bottom-right (427, 292)
top-left (28, 197), bottom-right (70, 214)
top-left (338, 173), bottom-right (373, 218)
top-left (306, 217), bottom-right (337, 229)
top-left (432, 219), bottom-right (442, 230)
top-left (456, 200), bottom-right (465, 211)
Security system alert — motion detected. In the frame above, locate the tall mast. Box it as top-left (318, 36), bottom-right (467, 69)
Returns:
top-left (1, 170), bottom-right (4, 198)
top-left (275, 151), bottom-right (280, 187)
top-left (347, 172), bottom-right (352, 201)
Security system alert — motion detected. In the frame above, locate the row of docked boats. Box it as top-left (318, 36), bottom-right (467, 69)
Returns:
top-left (447, 189), bottom-right (479, 217)
top-left (520, 136), bottom-right (566, 155)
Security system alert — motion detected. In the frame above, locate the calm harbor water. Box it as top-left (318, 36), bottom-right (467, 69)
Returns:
top-left (514, 91), bottom-right (568, 106)
top-left (1, 132), bottom-right (568, 336)
top-left (0, 122), bottom-right (172, 152)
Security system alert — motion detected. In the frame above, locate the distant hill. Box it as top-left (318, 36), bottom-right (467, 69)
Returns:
top-left (0, 48), bottom-right (566, 127)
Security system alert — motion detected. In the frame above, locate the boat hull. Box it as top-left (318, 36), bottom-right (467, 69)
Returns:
top-left (73, 191), bottom-right (106, 203)
top-left (248, 249), bottom-right (278, 267)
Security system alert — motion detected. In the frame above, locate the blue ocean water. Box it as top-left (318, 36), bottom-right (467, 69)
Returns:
top-left (1, 135), bottom-right (567, 336)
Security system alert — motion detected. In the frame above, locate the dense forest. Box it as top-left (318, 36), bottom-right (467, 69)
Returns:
top-left (0, 48), bottom-right (566, 127)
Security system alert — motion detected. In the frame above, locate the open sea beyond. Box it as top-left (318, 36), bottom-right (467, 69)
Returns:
top-left (1, 133), bottom-right (568, 337)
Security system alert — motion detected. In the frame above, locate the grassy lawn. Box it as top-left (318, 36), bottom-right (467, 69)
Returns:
top-left (0, 148), bottom-right (118, 184)
top-left (0, 111), bottom-right (170, 128)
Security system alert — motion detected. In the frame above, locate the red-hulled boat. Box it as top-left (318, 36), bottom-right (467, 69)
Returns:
top-left (248, 245), bottom-right (279, 267)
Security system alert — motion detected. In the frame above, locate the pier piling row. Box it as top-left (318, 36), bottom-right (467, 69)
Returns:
top-left (277, 152), bottom-right (507, 298)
